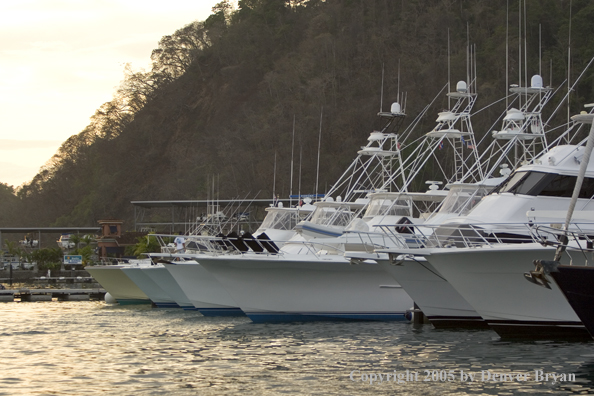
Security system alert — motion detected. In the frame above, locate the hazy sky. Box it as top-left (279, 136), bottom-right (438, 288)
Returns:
top-left (0, 0), bottom-right (221, 188)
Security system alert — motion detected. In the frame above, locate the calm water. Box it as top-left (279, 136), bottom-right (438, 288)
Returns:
top-left (2, 302), bottom-right (594, 395)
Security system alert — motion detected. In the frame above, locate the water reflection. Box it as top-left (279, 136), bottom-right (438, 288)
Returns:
top-left (0, 301), bottom-right (592, 395)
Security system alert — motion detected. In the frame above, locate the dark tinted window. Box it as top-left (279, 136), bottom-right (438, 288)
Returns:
top-left (581, 178), bottom-right (594, 198)
top-left (538, 174), bottom-right (575, 197)
top-left (514, 172), bottom-right (551, 195)
top-left (495, 171), bottom-right (594, 198)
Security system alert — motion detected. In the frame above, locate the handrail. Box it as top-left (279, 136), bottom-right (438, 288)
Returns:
top-left (374, 220), bottom-right (594, 251)
top-left (148, 233), bottom-right (348, 260)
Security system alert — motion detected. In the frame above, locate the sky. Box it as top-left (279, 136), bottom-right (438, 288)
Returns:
top-left (0, 0), bottom-right (222, 188)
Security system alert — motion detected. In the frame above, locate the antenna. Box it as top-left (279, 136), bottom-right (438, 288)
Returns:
top-left (506, 0), bottom-right (509, 108)
top-left (567, 0), bottom-right (572, 135)
top-left (398, 59), bottom-right (401, 106)
top-left (467, 23), bottom-right (470, 90)
top-left (550, 58), bottom-right (553, 87)
top-left (206, 174), bottom-right (209, 220)
top-left (539, 24), bottom-right (542, 76)
top-left (518, 0), bottom-right (522, 107)
top-left (448, 28), bottom-right (451, 106)
top-left (273, 151), bottom-right (277, 203)
top-left (290, 115), bottom-right (295, 206)
top-left (315, 106), bottom-right (323, 198)
top-left (380, 63), bottom-right (385, 112)
top-left (473, 44), bottom-right (478, 93)
top-left (298, 134), bottom-right (302, 206)
top-left (524, 0), bottom-right (528, 95)
top-left (472, 43), bottom-right (475, 93)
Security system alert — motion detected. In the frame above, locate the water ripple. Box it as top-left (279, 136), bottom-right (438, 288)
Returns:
top-left (0, 301), bottom-right (591, 394)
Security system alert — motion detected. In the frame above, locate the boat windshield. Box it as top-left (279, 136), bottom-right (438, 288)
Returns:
top-left (496, 171), bottom-right (594, 198)
top-left (438, 185), bottom-right (491, 215)
top-left (309, 206), bottom-right (355, 227)
top-left (259, 210), bottom-right (302, 230)
top-left (364, 198), bottom-right (411, 217)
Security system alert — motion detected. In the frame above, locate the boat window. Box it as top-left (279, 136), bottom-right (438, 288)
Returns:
top-left (259, 211), bottom-right (301, 230)
top-left (364, 198), bottom-right (411, 217)
top-left (497, 171), bottom-right (528, 193)
top-left (497, 171), bottom-right (594, 199)
top-left (438, 185), bottom-right (491, 215)
top-left (581, 178), bottom-right (594, 198)
top-left (333, 211), bottom-right (356, 227)
top-left (512, 172), bottom-right (551, 195)
top-left (310, 206), bottom-right (355, 226)
top-left (537, 174), bottom-right (594, 198)
top-left (536, 174), bottom-right (575, 197)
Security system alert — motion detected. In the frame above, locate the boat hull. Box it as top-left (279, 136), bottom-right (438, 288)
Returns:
top-left (424, 245), bottom-right (589, 339)
top-left (162, 261), bottom-right (245, 316)
top-left (85, 265), bottom-right (151, 304)
top-left (551, 265), bottom-right (594, 339)
top-left (378, 257), bottom-right (488, 329)
top-left (121, 267), bottom-right (180, 308)
top-left (198, 254), bottom-right (414, 323)
top-left (142, 266), bottom-right (196, 310)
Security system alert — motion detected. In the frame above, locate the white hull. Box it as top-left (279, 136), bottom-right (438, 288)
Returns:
top-left (121, 267), bottom-right (179, 308)
top-left (378, 257), bottom-right (486, 328)
top-left (198, 253), bottom-right (414, 322)
top-left (85, 265), bottom-right (151, 304)
top-left (162, 260), bottom-right (244, 316)
top-left (141, 266), bottom-right (195, 310)
top-left (424, 244), bottom-right (588, 339)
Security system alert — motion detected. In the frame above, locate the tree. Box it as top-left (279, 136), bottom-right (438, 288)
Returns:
top-left (126, 235), bottom-right (162, 258)
top-left (69, 234), bottom-right (81, 251)
top-left (4, 240), bottom-right (23, 269)
top-left (31, 248), bottom-right (63, 271)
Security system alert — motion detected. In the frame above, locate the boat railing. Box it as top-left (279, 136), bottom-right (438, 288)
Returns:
top-left (96, 257), bottom-right (151, 266)
top-left (342, 228), bottom-right (419, 252)
top-left (374, 221), bottom-right (594, 251)
top-left (150, 234), bottom-right (346, 259)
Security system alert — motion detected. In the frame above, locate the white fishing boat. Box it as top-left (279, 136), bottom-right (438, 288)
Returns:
top-left (376, 107), bottom-right (594, 337)
top-left (408, 241), bottom-right (588, 338)
top-left (194, 79), bottom-right (489, 323)
top-left (85, 261), bottom-right (152, 305)
top-left (371, 181), bottom-right (499, 328)
top-left (149, 98), bottom-right (421, 319)
top-left (141, 265), bottom-right (195, 310)
top-left (196, 246), bottom-right (413, 322)
top-left (120, 265), bottom-right (180, 308)
top-left (57, 233), bottom-right (75, 249)
top-left (158, 258), bottom-right (245, 316)
top-left (368, 75), bottom-right (560, 328)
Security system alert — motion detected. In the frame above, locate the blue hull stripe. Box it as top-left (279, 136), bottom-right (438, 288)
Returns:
top-left (198, 307), bottom-right (246, 317)
top-left (246, 312), bottom-right (409, 323)
top-left (301, 225), bottom-right (343, 237)
top-left (116, 299), bottom-right (152, 305)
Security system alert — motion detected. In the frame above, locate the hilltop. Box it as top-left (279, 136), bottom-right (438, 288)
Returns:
top-left (2, 0), bottom-right (594, 229)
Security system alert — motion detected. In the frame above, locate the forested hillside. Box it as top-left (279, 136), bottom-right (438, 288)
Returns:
top-left (2, 0), bottom-right (594, 228)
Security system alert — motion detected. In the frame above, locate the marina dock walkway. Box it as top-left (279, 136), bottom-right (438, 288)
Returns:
top-left (0, 288), bottom-right (105, 302)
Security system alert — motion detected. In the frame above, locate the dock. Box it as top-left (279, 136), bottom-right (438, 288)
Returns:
top-left (0, 288), bottom-right (106, 302)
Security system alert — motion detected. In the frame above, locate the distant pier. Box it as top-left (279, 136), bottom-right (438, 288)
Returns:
top-left (0, 288), bottom-right (106, 302)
